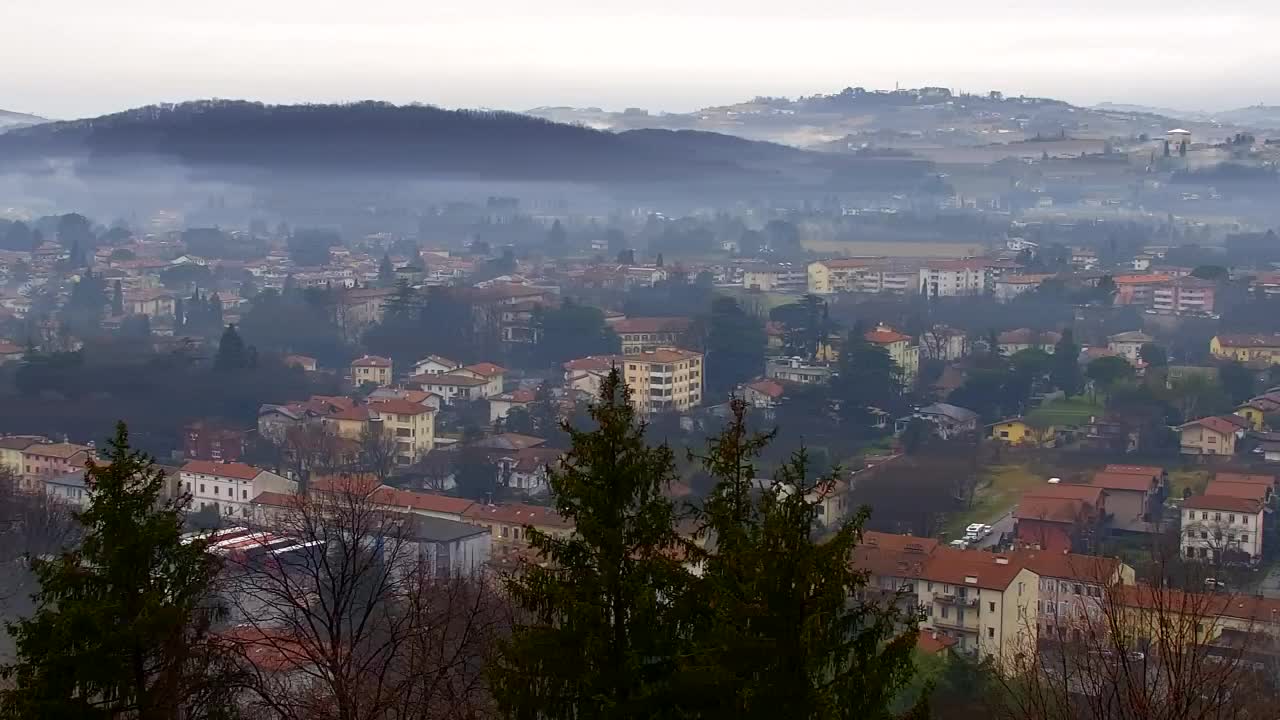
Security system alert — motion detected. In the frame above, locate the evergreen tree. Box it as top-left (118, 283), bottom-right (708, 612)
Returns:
top-left (490, 369), bottom-right (691, 719)
top-left (173, 296), bottom-right (185, 329)
top-left (214, 324), bottom-right (248, 371)
top-left (207, 293), bottom-right (224, 329)
top-left (831, 329), bottom-right (903, 428)
top-left (0, 423), bottom-right (237, 719)
top-left (377, 253), bottom-right (395, 285)
top-left (547, 220), bottom-right (568, 256)
top-left (680, 401), bottom-right (922, 719)
top-left (110, 280), bottom-right (123, 316)
top-left (705, 297), bottom-right (766, 398)
top-left (1050, 328), bottom-right (1082, 397)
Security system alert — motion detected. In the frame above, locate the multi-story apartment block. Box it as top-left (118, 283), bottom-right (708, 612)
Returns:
top-left (854, 532), bottom-right (1039, 663)
top-left (620, 348), bottom-right (704, 414)
top-left (1113, 274), bottom-right (1171, 306)
top-left (20, 442), bottom-right (93, 492)
top-left (865, 324), bottom-right (919, 382)
top-left (741, 265), bottom-right (807, 293)
top-left (807, 258), bottom-right (877, 294)
top-left (1182, 487), bottom-right (1267, 563)
top-left (366, 399), bottom-right (436, 465)
top-left (919, 259), bottom-right (990, 297)
top-left (610, 317), bottom-right (694, 355)
top-left (1152, 276), bottom-right (1216, 315)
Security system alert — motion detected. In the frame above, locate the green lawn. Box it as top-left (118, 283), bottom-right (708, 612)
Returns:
top-left (1168, 468), bottom-right (1211, 497)
top-left (1026, 396), bottom-right (1105, 428)
top-left (940, 463), bottom-right (1042, 539)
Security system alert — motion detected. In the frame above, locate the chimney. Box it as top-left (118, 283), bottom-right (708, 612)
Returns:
top-left (995, 556), bottom-right (1010, 565)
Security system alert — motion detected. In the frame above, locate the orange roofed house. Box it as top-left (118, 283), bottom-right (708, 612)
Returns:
top-left (350, 355), bottom-right (393, 388)
top-left (1181, 473), bottom-right (1272, 563)
top-left (1178, 415), bottom-right (1245, 456)
top-left (610, 316), bottom-right (694, 355)
top-left (181, 460), bottom-right (296, 521)
top-left (1014, 484), bottom-right (1107, 553)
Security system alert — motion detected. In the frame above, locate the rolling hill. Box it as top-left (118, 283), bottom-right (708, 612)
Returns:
top-left (0, 109), bottom-right (46, 132)
top-left (0, 100), bottom-right (940, 191)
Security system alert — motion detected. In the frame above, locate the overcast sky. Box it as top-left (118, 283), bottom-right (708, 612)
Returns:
top-left (4, 0), bottom-right (1280, 119)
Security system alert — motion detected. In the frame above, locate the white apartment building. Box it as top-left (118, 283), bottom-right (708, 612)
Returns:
top-left (181, 461), bottom-right (296, 521)
top-left (919, 260), bottom-right (991, 297)
top-left (742, 265), bottom-right (807, 292)
top-left (1182, 495), bottom-right (1265, 563)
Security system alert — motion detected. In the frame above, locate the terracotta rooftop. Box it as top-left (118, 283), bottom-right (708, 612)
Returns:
top-left (351, 355), bottom-right (392, 368)
top-left (1014, 496), bottom-right (1090, 523)
top-left (462, 362), bottom-right (506, 378)
top-left (463, 502), bottom-right (572, 529)
top-left (181, 460), bottom-right (262, 481)
top-left (922, 546), bottom-right (1027, 591)
top-left (368, 399), bottom-right (434, 416)
top-left (612, 317), bottom-right (694, 334)
top-left (1214, 473), bottom-right (1275, 488)
top-left (1183, 494), bottom-right (1264, 514)
top-left (1005, 548), bottom-right (1123, 583)
top-left (1202, 480), bottom-right (1269, 502)
top-left (1089, 472), bottom-right (1158, 493)
top-left (1215, 334), bottom-right (1280, 348)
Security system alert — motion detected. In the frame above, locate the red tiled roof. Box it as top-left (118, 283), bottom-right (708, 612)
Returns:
top-left (326, 405), bottom-right (372, 422)
top-left (372, 488), bottom-right (475, 516)
top-left (351, 355), bottom-right (392, 368)
top-left (922, 546), bottom-right (1027, 591)
top-left (463, 502), bottom-right (572, 529)
top-left (1183, 494), bottom-right (1263, 513)
top-left (1203, 480), bottom-right (1268, 502)
top-left (250, 491), bottom-right (300, 508)
top-left (1113, 274), bottom-right (1172, 285)
top-left (309, 473), bottom-right (384, 497)
top-left (1005, 548), bottom-right (1122, 583)
top-left (1014, 496), bottom-right (1089, 523)
top-left (997, 328), bottom-right (1061, 345)
top-left (181, 460), bottom-right (262, 481)
top-left (745, 378), bottom-right (786, 399)
top-left (916, 630), bottom-right (957, 655)
top-left (865, 329), bottom-right (911, 344)
top-left (1089, 472), bottom-right (1157, 493)
top-left (562, 356), bottom-right (618, 373)
top-left (1215, 333), bottom-right (1280, 348)
top-left (1116, 585), bottom-right (1280, 625)
top-left (463, 362), bottom-right (506, 377)
top-left (612, 317), bottom-right (693, 334)
top-left (1104, 464), bottom-right (1163, 477)
top-left (1023, 484), bottom-right (1105, 507)
top-left (1179, 416), bottom-right (1241, 435)
top-left (1215, 473), bottom-right (1275, 487)
top-left (853, 532), bottom-right (939, 579)
top-left (368, 399), bottom-right (433, 416)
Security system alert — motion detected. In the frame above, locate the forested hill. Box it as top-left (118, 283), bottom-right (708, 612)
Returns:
top-left (0, 100), bottom-right (931, 187)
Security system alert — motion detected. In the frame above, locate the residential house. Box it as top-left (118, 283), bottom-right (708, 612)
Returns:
top-left (369, 486), bottom-right (474, 522)
top-left (350, 355), bottom-right (393, 387)
top-left (997, 328), bottom-right (1060, 356)
top-left (1178, 416), bottom-right (1243, 456)
top-left (1107, 331), bottom-right (1154, 363)
top-left (765, 357), bottom-right (832, 385)
top-left (895, 402), bottom-right (979, 439)
top-left (1182, 494), bottom-right (1265, 563)
top-left (463, 502), bottom-right (573, 547)
top-left (409, 373), bottom-right (489, 404)
top-left (988, 418), bottom-right (1054, 447)
top-left (562, 355), bottom-right (617, 396)
top-left (920, 326), bottom-right (969, 362)
top-left (1113, 274), bottom-right (1172, 306)
top-left (322, 404), bottom-right (374, 440)
top-left (1014, 485), bottom-right (1105, 553)
top-left (1210, 334), bottom-right (1280, 364)
top-left (807, 258), bottom-right (877, 294)
top-left (180, 461), bottom-right (296, 520)
top-left (1088, 470), bottom-right (1162, 532)
top-left (611, 317), bottom-right (694, 355)
top-left (450, 362), bottom-right (506, 397)
top-left (412, 355), bottom-right (461, 376)
top-left (44, 469), bottom-right (90, 508)
top-left (740, 378), bottom-right (786, 409)
top-left (1234, 396), bottom-right (1280, 431)
top-left (994, 274), bottom-right (1054, 302)
top-left (20, 442), bottom-right (93, 492)
top-left (489, 387), bottom-right (537, 423)
top-left (183, 421), bottom-right (247, 462)
top-left (367, 399), bottom-right (436, 464)
top-left (491, 447), bottom-right (562, 496)
top-left (865, 324), bottom-right (919, 381)
top-left (0, 436), bottom-right (43, 474)
top-left (282, 354), bottom-right (318, 371)
top-left (338, 287), bottom-right (397, 341)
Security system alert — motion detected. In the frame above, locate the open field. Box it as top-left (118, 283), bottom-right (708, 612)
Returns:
top-left (1168, 468), bottom-right (1211, 497)
top-left (800, 239), bottom-right (987, 257)
top-left (941, 463), bottom-right (1041, 539)
top-left (1026, 396), bottom-right (1105, 427)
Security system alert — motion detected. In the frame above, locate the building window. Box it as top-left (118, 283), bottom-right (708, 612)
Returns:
top-left (242, 489), bottom-right (248, 499)
top-left (1242, 534), bottom-right (1249, 543)
top-left (501, 526), bottom-right (509, 538)
top-left (1229, 514), bottom-right (1236, 523)
top-left (989, 601), bottom-right (995, 612)
top-left (1244, 516), bottom-right (1250, 525)
top-left (200, 484), bottom-right (205, 493)
top-left (988, 627), bottom-right (995, 638)
top-left (214, 486), bottom-right (219, 495)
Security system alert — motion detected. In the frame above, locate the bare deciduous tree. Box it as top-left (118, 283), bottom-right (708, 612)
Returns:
top-left (997, 550), bottom-right (1276, 720)
top-left (220, 477), bottom-right (506, 720)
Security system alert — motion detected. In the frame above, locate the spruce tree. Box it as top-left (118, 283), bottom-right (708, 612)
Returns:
top-left (214, 324), bottom-right (248, 371)
top-left (0, 423), bottom-right (236, 719)
top-left (681, 400), bottom-right (922, 720)
top-left (490, 369), bottom-right (692, 719)
top-left (110, 280), bottom-right (123, 316)
top-left (378, 253), bottom-right (394, 285)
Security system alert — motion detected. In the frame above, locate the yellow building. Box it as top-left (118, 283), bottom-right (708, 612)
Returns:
top-left (807, 258), bottom-right (876, 294)
top-left (620, 348), bottom-right (704, 414)
top-left (368, 399), bottom-right (436, 465)
top-left (1210, 334), bottom-right (1280, 364)
top-left (351, 355), bottom-right (393, 387)
top-left (1177, 416), bottom-right (1240, 456)
top-left (865, 324), bottom-right (919, 382)
top-left (988, 418), bottom-right (1055, 447)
